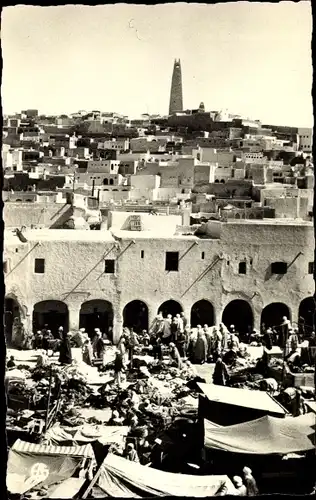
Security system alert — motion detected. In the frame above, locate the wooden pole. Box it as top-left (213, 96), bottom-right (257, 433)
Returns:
top-left (44, 367), bottom-right (53, 433)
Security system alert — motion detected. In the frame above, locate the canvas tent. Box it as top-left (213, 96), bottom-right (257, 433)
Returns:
top-left (204, 413), bottom-right (316, 454)
top-left (44, 423), bottom-right (129, 447)
top-left (198, 383), bottom-right (287, 426)
top-left (7, 439), bottom-right (95, 495)
top-left (96, 452), bottom-right (237, 497)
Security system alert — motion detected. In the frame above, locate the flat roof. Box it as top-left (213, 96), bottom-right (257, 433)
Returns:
top-left (4, 229), bottom-right (115, 244)
top-left (111, 229), bottom-right (199, 240)
top-left (198, 383), bottom-right (287, 416)
top-left (225, 218), bottom-right (313, 227)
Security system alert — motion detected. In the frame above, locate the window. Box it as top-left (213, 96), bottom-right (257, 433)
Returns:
top-left (250, 258), bottom-right (253, 265)
top-left (165, 251), bottom-right (179, 271)
top-left (34, 258), bottom-right (45, 274)
top-left (271, 262), bottom-right (287, 274)
top-left (3, 261), bottom-right (8, 273)
top-left (141, 250), bottom-right (144, 259)
top-left (103, 178), bottom-right (108, 185)
top-left (238, 262), bottom-right (247, 274)
top-left (109, 178), bottom-right (114, 185)
top-left (201, 252), bottom-right (205, 260)
top-left (104, 259), bottom-right (115, 274)
top-left (308, 262), bottom-right (314, 274)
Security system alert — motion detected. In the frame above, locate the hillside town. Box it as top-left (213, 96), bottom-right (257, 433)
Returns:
top-left (3, 5), bottom-right (315, 498)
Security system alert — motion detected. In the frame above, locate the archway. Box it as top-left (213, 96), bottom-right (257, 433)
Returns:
top-left (191, 300), bottom-right (215, 327)
top-left (4, 297), bottom-right (21, 346)
top-left (261, 303), bottom-right (291, 330)
top-left (123, 300), bottom-right (149, 333)
top-left (222, 300), bottom-right (253, 334)
top-left (33, 301), bottom-right (69, 337)
top-left (158, 300), bottom-right (182, 318)
top-left (298, 297), bottom-right (315, 337)
top-left (79, 300), bottom-right (113, 339)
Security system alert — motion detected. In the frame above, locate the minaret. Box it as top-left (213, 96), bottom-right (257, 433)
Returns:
top-left (169, 59), bottom-right (183, 115)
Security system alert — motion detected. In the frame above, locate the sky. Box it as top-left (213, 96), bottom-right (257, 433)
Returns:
top-left (1, 2), bottom-right (313, 127)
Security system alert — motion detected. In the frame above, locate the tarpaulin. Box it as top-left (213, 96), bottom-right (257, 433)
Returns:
top-left (11, 439), bottom-right (95, 459)
top-left (7, 439), bottom-right (96, 495)
top-left (47, 477), bottom-right (86, 498)
top-left (7, 451), bottom-right (80, 495)
top-left (198, 383), bottom-right (286, 416)
top-left (44, 424), bottom-right (129, 446)
top-left (97, 452), bottom-right (237, 497)
top-left (204, 413), bottom-right (316, 455)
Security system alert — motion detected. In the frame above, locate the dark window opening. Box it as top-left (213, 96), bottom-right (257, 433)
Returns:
top-left (34, 258), bottom-right (45, 274)
top-left (238, 262), bottom-right (247, 274)
top-left (166, 251), bottom-right (179, 272)
top-left (141, 250), bottom-right (144, 259)
top-left (104, 259), bottom-right (115, 274)
top-left (308, 262), bottom-right (314, 274)
top-left (227, 261), bottom-right (230, 266)
top-left (3, 261), bottom-right (8, 273)
top-left (109, 178), bottom-right (114, 185)
top-left (201, 252), bottom-right (205, 260)
top-left (271, 262), bottom-right (287, 274)
top-left (15, 248), bottom-right (19, 253)
top-left (250, 258), bottom-right (253, 265)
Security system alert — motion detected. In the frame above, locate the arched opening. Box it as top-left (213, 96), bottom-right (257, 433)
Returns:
top-left (79, 300), bottom-right (113, 339)
top-left (33, 300), bottom-right (69, 337)
top-left (4, 297), bottom-right (21, 346)
top-left (261, 303), bottom-right (291, 330)
top-left (235, 213), bottom-right (240, 219)
top-left (191, 300), bottom-right (215, 327)
top-left (222, 300), bottom-right (253, 334)
top-left (123, 300), bottom-right (149, 333)
top-left (109, 178), bottom-right (114, 185)
top-left (103, 178), bottom-right (108, 185)
top-left (215, 179), bottom-right (219, 183)
top-left (220, 179), bottom-right (225, 184)
top-left (158, 300), bottom-right (183, 318)
top-left (298, 297), bottom-right (315, 337)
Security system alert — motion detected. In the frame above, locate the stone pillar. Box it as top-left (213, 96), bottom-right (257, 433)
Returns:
top-left (113, 311), bottom-right (123, 345)
top-left (67, 304), bottom-right (81, 331)
top-left (253, 314), bottom-right (261, 332)
top-left (181, 304), bottom-right (192, 329)
top-left (148, 305), bottom-right (157, 332)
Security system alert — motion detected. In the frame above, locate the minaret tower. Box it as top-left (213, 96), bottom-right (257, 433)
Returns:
top-left (168, 59), bottom-right (183, 115)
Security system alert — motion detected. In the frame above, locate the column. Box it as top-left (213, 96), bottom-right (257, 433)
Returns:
top-left (113, 310), bottom-right (123, 345)
top-left (67, 303), bottom-right (81, 331)
top-left (253, 314), bottom-right (261, 332)
top-left (148, 305), bottom-right (158, 332)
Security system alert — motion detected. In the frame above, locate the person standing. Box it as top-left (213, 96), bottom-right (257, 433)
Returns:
top-left (82, 339), bottom-right (93, 365)
top-left (92, 330), bottom-right (105, 359)
top-left (151, 334), bottom-right (163, 361)
top-left (171, 317), bottom-right (179, 343)
top-left (59, 329), bottom-right (72, 365)
top-left (213, 357), bottom-right (230, 386)
top-left (180, 312), bottom-right (187, 331)
top-left (242, 467), bottom-right (259, 496)
top-left (191, 327), bottom-right (207, 364)
top-left (127, 328), bottom-right (139, 369)
top-left (203, 325), bottom-right (212, 362)
top-left (161, 316), bottom-right (172, 344)
top-left (262, 328), bottom-right (273, 351)
top-left (280, 316), bottom-right (291, 349)
top-left (114, 348), bottom-right (125, 388)
top-left (288, 329), bottom-right (299, 353)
